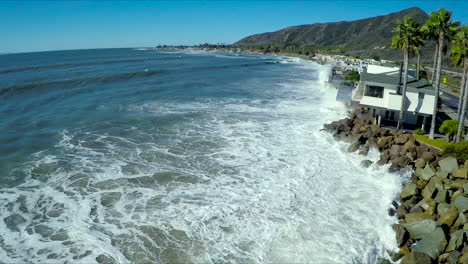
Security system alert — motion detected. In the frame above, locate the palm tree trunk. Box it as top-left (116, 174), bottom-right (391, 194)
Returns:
top-left (397, 48), bottom-right (409, 130)
top-left (431, 43), bottom-right (439, 84)
top-left (416, 52), bottom-right (421, 80)
top-left (456, 62), bottom-right (468, 125)
top-left (429, 33), bottom-right (444, 139)
top-left (456, 61), bottom-right (468, 142)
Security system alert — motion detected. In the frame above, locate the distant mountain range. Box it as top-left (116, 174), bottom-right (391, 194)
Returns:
top-left (234, 7), bottom-right (437, 62)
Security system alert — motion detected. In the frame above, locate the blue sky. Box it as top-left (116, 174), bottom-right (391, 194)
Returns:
top-left (1, 0), bottom-right (467, 53)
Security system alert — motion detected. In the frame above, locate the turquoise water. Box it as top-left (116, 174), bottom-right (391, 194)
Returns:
top-left (0, 48), bottom-right (402, 263)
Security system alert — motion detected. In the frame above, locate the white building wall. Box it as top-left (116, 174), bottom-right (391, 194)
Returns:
top-left (405, 91), bottom-right (435, 115)
top-left (366, 65), bottom-right (416, 77)
top-left (360, 95), bottom-right (385, 107)
top-left (366, 65), bottom-right (400, 74)
top-left (386, 92), bottom-right (402, 110)
top-left (359, 83), bottom-right (435, 118)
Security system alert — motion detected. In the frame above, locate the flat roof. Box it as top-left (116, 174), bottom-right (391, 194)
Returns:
top-left (360, 72), bottom-right (434, 90)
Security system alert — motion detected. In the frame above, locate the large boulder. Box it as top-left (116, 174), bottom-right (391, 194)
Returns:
top-left (402, 219), bottom-right (439, 239)
top-left (452, 168), bottom-right (468, 179)
top-left (377, 136), bottom-right (393, 149)
top-left (370, 124), bottom-right (382, 137)
top-left (392, 156), bottom-right (411, 168)
top-left (406, 151), bottom-right (416, 161)
top-left (405, 212), bottom-right (434, 223)
top-left (446, 229), bottom-right (466, 252)
top-left (422, 151), bottom-right (435, 162)
top-left (405, 196), bottom-right (421, 208)
top-left (378, 150), bottom-right (391, 165)
top-left (416, 199), bottom-right (436, 216)
top-left (436, 170), bottom-right (449, 179)
top-left (392, 224), bottom-right (409, 247)
top-left (416, 179), bottom-right (427, 190)
top-left (347, 141), bottom-right (360, 152)
top-left (439, 157), bottom-right (459, 173)
top-left (454, 195), bottom-right (468, 212)
top-left (434, 190), bottom-right (448, 203)
top-left (414, 158), bottom-right (426, 169)
top-left (412, 227), bottom-right (448, 260)
top-left (421, 163), bottom-right (436, 181)
top-left (453, 211), bottom-right (467, 229)
top-left (438, 206), bottom-right (459, 226)
top-left (400, 251), bottom-right (433, 264)
top-left (400, 183), bottom-right (418, 200)
top-left (439, 251), bottom-right (461, 264)
top-left (451, 180), bottom-right (468, 190)
top-left (416, 146), bottom-right (429, 158)
top-left (360, 159), bottom-right (373, 168)
top-left (396, 204), bottom-right (409, 219)
top-left (409, 205), bottom-right (424, 214)
top-left (422, 176), bottom-right (443, 200)
top-left (395, 134), bottom-right (411, 145)
top-left (437, 203), bottom-right (450, 215)
top-left (389, 144), bottom-right (402, 160)
top-left (403, 140), bottom-right (417, 152)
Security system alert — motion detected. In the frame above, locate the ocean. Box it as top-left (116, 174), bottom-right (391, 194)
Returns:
top-left (0, 48), bottom-right (403, 263)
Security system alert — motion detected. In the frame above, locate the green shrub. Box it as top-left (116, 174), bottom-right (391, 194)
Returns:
top-left (344, 70), bottom-right (360, 82)
top-left (439, 120), bottom-right (462, 142)
top-left (442, 141), bottom-right (468, 162)
top-left (414, 128), bottom-right (425, 135)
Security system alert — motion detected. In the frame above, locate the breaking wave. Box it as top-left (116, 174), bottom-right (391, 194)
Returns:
top-left (0, 51), bottom-right (403, 263)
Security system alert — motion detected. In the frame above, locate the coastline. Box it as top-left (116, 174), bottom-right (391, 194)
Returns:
top-left (323, 107), bottom-right (468, 264)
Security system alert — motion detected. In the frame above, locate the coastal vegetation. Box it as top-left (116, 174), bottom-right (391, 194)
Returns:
top-left (439, 120), bottom-right (464, 142)
top-left (443, 141), bottom-right (468, 162)
top-left (412, 133), bottom-right (450, 150)
top-left (344, 70), bottom-right (360, 83)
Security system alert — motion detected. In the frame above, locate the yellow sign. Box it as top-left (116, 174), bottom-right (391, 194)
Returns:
top-left (442, 77), bottom-right (447, 83)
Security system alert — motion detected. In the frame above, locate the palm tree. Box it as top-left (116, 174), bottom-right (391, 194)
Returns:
top-left (421, 9), bottom-right (460, 139)
top-left (422, 20), bottom-right (439, 84)
top-left (392, 16), bottom-right (425, 130)
top-left (452, 26), bottom-right (468, 142)
top-left (416, 51), bottom-right (421, 80)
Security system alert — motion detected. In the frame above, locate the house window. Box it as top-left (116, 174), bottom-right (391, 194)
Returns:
top-left (365, 85), bottom-right (384, 98)
top-left (419, 92), bottom-right (425, 99)
top-left (384, 110), bottom-right (396, 120)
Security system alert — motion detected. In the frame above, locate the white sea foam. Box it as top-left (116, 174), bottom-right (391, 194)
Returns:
top-left (0, 59), bottom-right (404, 263)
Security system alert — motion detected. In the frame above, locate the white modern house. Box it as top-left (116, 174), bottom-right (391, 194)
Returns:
top-left (353, 64), bottom-right (436, 129)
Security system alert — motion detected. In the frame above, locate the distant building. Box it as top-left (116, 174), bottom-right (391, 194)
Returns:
top-left (353, 65), bottom-right (435, 129)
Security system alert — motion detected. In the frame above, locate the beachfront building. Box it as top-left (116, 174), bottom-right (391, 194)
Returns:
top-left (353, 65), bottom-right (435, 130)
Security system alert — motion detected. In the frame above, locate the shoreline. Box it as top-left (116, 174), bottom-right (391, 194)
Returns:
top-left (323, 107), bottom-right (468, 264)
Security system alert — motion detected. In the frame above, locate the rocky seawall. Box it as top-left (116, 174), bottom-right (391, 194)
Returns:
top-left (323, 107), bottom-right (468, 264)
